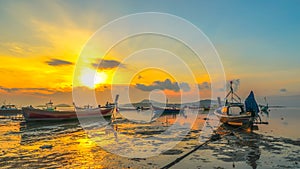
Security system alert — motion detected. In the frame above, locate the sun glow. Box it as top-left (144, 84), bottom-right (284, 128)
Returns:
top-left (95, 71), bottom-right (108, 85)
top-left (80, 68), bottom-right (108, 88)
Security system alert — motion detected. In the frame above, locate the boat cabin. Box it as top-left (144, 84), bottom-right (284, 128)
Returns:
top-left (45, 100), bottom-right (55, 111)
top-left (1, 104), bottom-right (18, 110)
top-left (221, 103), bottom-right (248, 116)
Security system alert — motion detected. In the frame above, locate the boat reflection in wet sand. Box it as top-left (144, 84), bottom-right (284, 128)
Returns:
top-left (213, 125), bottom-right (261, 169)
top-left (214, 81), bottom-right (266, 129)
top-left (19, 120), bottom-right (82, 145)
top-left (22, 100), bottom-right (114, 121)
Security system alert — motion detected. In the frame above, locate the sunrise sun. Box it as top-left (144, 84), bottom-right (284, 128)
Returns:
top-left (80, 68), bottom-right (108, 88)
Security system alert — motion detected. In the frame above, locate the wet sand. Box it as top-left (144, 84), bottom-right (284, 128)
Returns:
top-left (0, 108), bottom-right (299, 169)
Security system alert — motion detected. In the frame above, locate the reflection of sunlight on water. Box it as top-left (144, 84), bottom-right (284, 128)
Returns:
top-left (86, 109), bottom-right (206, 158)
top-left (0, 108), bottom-right (299, 168)
top-left (0, 121), bottom-right (21, 150)
top-left (78, 137), bottom-right (94, 148)
top-left (118, 110), bottom-right (154, 123)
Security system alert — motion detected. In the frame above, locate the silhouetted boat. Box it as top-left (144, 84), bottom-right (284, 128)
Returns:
top-left (152, 105), bottom-right (182, 114)
top-left (117, 106), bottom-right (150, 111)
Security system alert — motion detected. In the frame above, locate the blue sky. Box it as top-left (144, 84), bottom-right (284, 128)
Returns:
top-left (2, 0), bottom-right (298, 70)
top-left (0, 0), bottom-right (299, 105)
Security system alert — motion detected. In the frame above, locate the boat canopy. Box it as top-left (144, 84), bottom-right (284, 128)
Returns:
top-left (244, 91), bottom-right (259, 116)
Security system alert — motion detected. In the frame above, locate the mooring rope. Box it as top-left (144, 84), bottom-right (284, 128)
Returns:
top-left (160, 125), bottom-right (245, 169)
top-left (160, 140), bottom-right (210, 169)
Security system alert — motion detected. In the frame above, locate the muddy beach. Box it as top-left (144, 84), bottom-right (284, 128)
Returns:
top-left (0, 108), bottom-right (299, 169)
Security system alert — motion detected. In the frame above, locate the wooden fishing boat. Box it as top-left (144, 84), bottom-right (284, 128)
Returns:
top-left (214, 81), bottom-right (261, 128)
top-left (214, 103), bottom-right (254, 127)
top-left (22, 101), bottom-right (113, 121)
top-left (0, 104), bottom-right (21, 115)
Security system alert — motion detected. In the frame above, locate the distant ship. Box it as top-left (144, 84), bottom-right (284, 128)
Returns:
top-left (151, 105), bottom-right (182, 114)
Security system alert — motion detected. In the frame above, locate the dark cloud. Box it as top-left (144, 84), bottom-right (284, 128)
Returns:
top-left (135, 79), bottom-right (190, 92)
top-left (179, 82), bottom-right (190, 92)
top-left (198, 82), bottom-right (210, 90)
top-left (280, 88), bottom-right (287, 93)
top-left (197, 80), bottom-right (240, 92)
top-left (46, 58), bottom-right (73, 66)
top-left (198, 80), bottom-right (240, 92)
top-left (0, 86), bottom-right (19, 92)
top-left (0, 86), bottom-right (54, 93)
top-left (92, 59), bottom-right (124, 70)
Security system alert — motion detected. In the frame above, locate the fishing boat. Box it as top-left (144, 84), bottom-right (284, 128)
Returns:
top-left (22, 100), bottom-right (114, 121)
top-left (151, 98), bottom-right (183, 115)
top-left (117, 106), bottom-right (150, 111)
top-left (152, 105), bottom-right (182, 114)
top-left (214, 81), bottom-right (261, 129)
top-left (0, 102), bottom-right (22, 118)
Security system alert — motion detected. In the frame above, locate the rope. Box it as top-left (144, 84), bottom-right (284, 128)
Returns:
top-left (160, 130), bottom-right (233, 168)
top-left (160, 140), bottom-right (210, 169)
top-left (160, 124), bottom-right (247, 169)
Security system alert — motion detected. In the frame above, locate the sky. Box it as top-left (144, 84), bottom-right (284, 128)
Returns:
top-left (0, 0), bottom-right (299, 106)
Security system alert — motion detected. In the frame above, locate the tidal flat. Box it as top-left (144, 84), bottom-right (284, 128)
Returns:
top-left (0, 108), bottom-right (299, 169)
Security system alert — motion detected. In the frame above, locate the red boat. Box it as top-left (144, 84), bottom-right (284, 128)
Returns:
top-left (22, 101), bottom-right (113, 121)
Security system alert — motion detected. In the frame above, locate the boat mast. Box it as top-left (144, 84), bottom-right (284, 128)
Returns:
top-left (225, 81), bottom-right (241, 104)
top-left (166, 98), bottom-right (168, 107)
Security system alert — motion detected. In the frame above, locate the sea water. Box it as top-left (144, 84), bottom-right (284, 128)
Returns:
top-left (0, 108), bottom-right (299, 168)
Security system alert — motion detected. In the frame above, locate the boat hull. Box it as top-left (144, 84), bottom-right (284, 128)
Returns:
top-left (22, 107), bottom-right (113, 121)
top-left (0, 109), bottom-right (22, 116)
top-left (152, 105), bottom-right (182, 114)
top-left (214, 109), bottom-right (253, 127)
